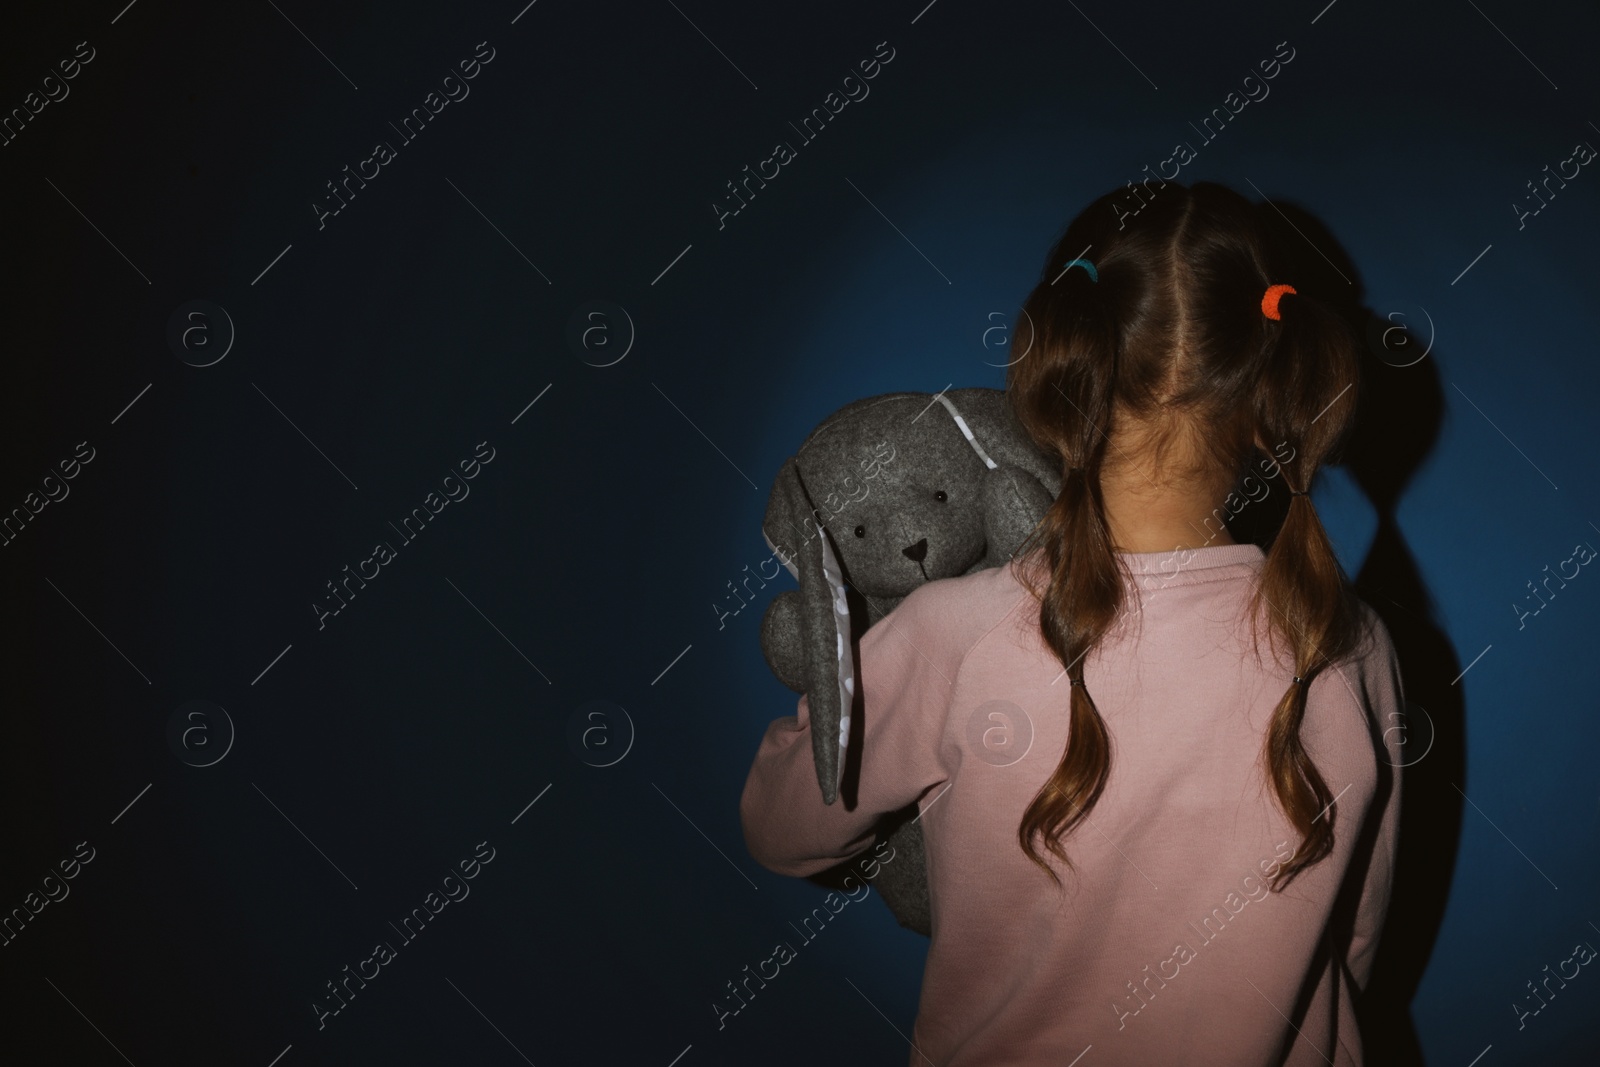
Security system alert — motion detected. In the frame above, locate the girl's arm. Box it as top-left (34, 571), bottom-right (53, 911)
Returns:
top-left (739, 583), bottom-right (956, 877)
top-left (1344, 617), bottom-right (1407, 993)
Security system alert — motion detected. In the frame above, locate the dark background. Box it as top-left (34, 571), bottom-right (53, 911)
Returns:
top-left (1, 0), bottom-right (1597, 1064)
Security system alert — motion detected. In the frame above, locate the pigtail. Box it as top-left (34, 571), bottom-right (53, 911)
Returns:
top-left (1009, 259), bottom-right (1130, 887)
top-left (1247, 276), bottom-right (1366, 890)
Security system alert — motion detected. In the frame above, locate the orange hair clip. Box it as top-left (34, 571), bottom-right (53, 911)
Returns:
top-left (1261, 283), bottom-right (1297, 320)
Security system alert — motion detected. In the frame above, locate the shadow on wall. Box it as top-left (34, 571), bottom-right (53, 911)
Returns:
top-left (1224, 198), bottom-right (1457, 1067)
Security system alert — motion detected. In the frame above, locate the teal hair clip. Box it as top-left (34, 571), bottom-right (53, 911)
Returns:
top-left (1062, 258), bottom-right (1099, 282)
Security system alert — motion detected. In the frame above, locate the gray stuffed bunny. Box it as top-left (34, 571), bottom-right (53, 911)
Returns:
top-left (759, 387), bottom-right (1060, 935)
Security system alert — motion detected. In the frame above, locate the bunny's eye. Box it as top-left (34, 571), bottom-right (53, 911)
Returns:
top-left (854, 525), bottom-right (866, 538)
top-left (934, 490), bottom-right (947, 502)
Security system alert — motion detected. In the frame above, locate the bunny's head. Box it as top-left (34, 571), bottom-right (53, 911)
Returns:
top-left (759, 387), bottom-right (1059, 805)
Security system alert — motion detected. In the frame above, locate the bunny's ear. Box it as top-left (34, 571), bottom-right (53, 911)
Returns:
top-left (944, 387), bottom-right (1062, 497)
top-left (981, 461), bottom-right (1057, 568)
top-left (762, 457), bottom-right (853, 805)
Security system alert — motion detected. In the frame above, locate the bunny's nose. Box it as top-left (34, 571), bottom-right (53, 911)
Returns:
top-left (902, 538), bottom-right (928, 563)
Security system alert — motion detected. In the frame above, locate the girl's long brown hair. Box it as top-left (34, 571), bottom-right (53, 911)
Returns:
top-left (1007, 180), bottom-right (1368, 892)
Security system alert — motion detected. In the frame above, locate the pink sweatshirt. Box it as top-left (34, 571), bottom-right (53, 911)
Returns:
top-left (740, 541), bottom-right (1404, 1066)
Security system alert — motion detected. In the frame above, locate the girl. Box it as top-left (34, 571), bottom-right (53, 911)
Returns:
top-left (740, 181), bottom-right (1404, 1066)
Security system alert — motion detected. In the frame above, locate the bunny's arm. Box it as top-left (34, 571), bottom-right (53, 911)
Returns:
top-left (739, 581), bottom-right (956, 878)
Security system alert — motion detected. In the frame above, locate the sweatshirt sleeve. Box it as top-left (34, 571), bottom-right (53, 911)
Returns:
top-left (739, 582), bottom-right (958, 878)
top-left (1344, 616), bottom-right (1406, 994)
